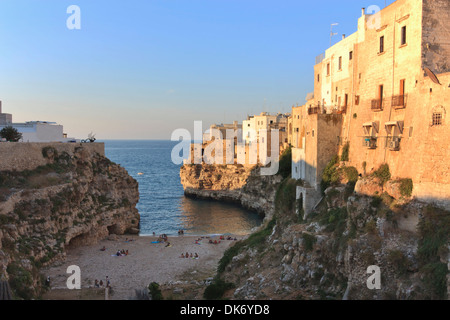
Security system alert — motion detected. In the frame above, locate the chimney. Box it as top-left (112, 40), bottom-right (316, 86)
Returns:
top-left (342, 34), bottom-right (346, 40)
top-left (362, 8), bottom-right (365, 16)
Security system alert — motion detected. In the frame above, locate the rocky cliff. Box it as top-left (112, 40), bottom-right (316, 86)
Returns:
top-left (180, 164), bottom-right (283, 219)
top-left (180, 162), bottom-right (449, 300)
top-left (0, 145), bottom-right (139, 299)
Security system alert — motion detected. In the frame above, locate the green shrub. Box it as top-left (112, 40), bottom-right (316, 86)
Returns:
top-left (373, 164), bottom-right (391, 185)
top-left (278, 147), bottom-right (292, 179)
top-left (7, 263), bottom-right (34, 299)
top-left (302, 233), bottom-right (317, 252)
top-left (417, 206), bottom-right (449, 299)
top-left (343, 166), bottom-right (359, 184)
top-left (42, 146), bottom-right (58, 159)
top-left (399, 178), bottom-right (413, 197)
top-left (148, 282), bottom-right (163, 300)
top-left (387, 250), bottom-right (409, 275)
top-left (340, 142), bottom-right (350, 162)
top-left (321, 155), bottom-right (340, 193)
top-left (275, 178), bottom-right (299, 216)
top-left (203, 278), bottom-right (234, 300)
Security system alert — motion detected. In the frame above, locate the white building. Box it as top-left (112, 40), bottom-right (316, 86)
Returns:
top-left (0, 101), bottom-right (76, 143)
top-left (243, 112), bottom-right (289, 144)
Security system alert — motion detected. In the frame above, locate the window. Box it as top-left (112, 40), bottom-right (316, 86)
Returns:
top-left (400, 79), bottom-right (405, 96)
top-left (380, 36), bottom-right (385, 53)
top-left (378, 85), bottom-right (384, 101)
top-left (344, 94), bottom-right (348, 107)
top-left (317, 74), bottom-right (320, 82)
top-left (338, 56), bottom-right (342, 70)
top-left (349, 51), bottom-right (353, 60)
top-left (432, 113), bottom-right (443, 126)
top-left (327, 63), bottom-right (330, 76)
top-left (401, 26), bottom-right (407, 45)
top-left (355, 95), bottom-right (360, 105)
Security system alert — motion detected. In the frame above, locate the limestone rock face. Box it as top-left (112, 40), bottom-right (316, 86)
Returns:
top-left (180, 164), bottom-right (282, 218)
top-left (0, 146), bottom-right (139, 298)
top-left (354, 176), bottom-right (383, 196)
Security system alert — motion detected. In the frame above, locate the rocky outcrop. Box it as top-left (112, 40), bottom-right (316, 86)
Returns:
top-left (217, 177), bottom-right (449, 300)
top-left (180, 162), bottom-right (449, 300)
top-left (0, 145), bottom-right (139, 299)
top-left (180, 164), bottom-right (282, 218)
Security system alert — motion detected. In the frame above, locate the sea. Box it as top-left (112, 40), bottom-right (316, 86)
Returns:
top-left (102, 140), bottom-right (263, 237)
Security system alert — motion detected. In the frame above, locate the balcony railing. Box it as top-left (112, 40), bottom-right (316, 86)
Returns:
top-left (308, 106), bottom-right (321, 115)
top-left (391, 94), bottom-right (407, 109)
top-left (371, 99), bottom-right (384, 111)
top-left (336, 105), bottom-right (347, 114)
top-left (315, 53), bottom-right (325, 65)
top-left (363, 137), bottom-right (377, 149)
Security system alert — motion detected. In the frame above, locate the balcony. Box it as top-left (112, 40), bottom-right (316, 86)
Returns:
top-left (386, 136), bottom-right (401, 151)
top-left (363, 137), bottom-right (377, 149)
top-left (336, 105), bottom-right (347, 114)
top-left (308, 106), bottom-right (321, 115)
top-left (371, 99), bottom-right (384, 111)
top-left (391, 94), bottom-right (407, 109)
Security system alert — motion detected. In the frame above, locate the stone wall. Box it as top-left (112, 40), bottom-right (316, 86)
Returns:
top-left (422, 0), bottom-right (450, 74)
top-left (0, 142), bottom-right (105, 172)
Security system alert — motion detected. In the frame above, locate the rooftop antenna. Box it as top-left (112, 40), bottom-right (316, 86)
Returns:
top-left (330, 23), bottom-right (339, 47)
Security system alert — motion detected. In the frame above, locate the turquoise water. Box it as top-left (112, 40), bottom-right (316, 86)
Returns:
top-left (103, 140), bottom-right (263, 236)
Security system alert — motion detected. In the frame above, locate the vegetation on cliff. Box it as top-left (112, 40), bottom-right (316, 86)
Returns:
top-left (0, 146), bottom-right (139, 299)
top-left (204, 161), bottom-right (448, 300)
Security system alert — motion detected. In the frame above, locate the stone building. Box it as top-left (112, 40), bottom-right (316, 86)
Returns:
top-left (243, 112), bottom-right (290, 156)
top-left (294, 0), bottom-right (450, 212)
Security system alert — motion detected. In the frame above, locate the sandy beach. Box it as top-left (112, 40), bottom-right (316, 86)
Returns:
top-left (41, 234), bottom-right (240, 300)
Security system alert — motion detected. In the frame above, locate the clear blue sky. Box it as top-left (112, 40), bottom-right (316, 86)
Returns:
top-left (0, 0), bottom-right (395, 139)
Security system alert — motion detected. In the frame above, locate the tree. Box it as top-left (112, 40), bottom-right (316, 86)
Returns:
top-left (0, 126), bottom-right (22, 142)
top-left (278, 146), bottom-right (292, 179)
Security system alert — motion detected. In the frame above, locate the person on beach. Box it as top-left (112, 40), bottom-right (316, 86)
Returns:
top-left (180, 253), bottom-right (185, 258)
top-left (94, 280), bottom-right (99, 288)
top-left (194, 253), bottom-right (199, 259)
top-left (99, 280), bottom-right (104, 287)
